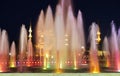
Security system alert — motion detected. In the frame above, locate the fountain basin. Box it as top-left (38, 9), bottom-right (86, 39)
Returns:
top-left (0, 73), bottom-right (120, 76)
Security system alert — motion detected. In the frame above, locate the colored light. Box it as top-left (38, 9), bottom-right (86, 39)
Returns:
top-left (60, 63), bottom-right (62, 69)
top-left (43, 67), bottom-right (47, 70)
top-left (10, 62), bottom-right (16, 68)
top-left (91, 67), bottom-right (100, 73)
top-left (56, 69), bottom-right (62, 74)
top-left (118, 70), bottom-right (120, 72)
top-left (74, 67), bottom-right (77, 70)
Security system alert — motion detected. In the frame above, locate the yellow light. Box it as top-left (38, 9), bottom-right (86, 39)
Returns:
top-left (65, 38), bottom-right (68, 41)
top-left (10, 63), bottom-right (15, 68)
top-left (60, 63), bottom-right (62, 69)
top-left (65, 34), bottom-right (68, 37)
top-left (56, 69), bottom-right (62, 73)
top-left (74, 56), bottom-right (77, 70)
top-left (46, 54), bottom-right (49, 58)
top-left (28, 26), bottom-right (32, 39)
top-left (97, 31), bottom-right (100, 35)
top-left (64, 43), bottom-right (68, 46)
top-left (43, 67), bottom-right (47, 70)
top-left (92, 71), bottom-right (99, 73)
top-left (51, 56), bottom-right (54, 58)
top-left (10, 61), bottom-right (16, 68)
top-left (91, 67), bottom-right (100, 73)
top-left (0, 67), bottom-right (3, 72)
top-left (43, 57), bottom-right (47, 69)
top-left (41, 35), bottom-right (44, 37)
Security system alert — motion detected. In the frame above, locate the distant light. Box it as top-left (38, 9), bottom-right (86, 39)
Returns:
top-left (68, 61), bottom-right (70, 64)
top-left (118, 70), bottom-right (120, 72)
top-left (9, 53), bottom-right (11, 55)
top-left (60, 63), bottom-right (62, 69)
top-left (92, 71), bottom-right (99, 73)
top-left (46, 54), bottom-right (49, 58)
top-left (43, 67), bottom-right (47, 70)
top-left (81, 46), bottom-right (84, 49)
top-left (65, 39), bottom-right (68, 41)
top-left (65, 34), bottom-right (68, 37)
top-left (40, 35), bottom-right (44, 37)
top-left (0, 67), bottom-right (3, 72)
top-left (65, 43), bottom-right (69, 46)
top-left (51, 56), bottom-right (54, 58)
top-left (74, 67), bottom-right (77, 70)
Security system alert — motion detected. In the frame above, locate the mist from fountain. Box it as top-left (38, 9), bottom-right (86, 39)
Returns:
top-left (0, 30), bottom-right (9, 72)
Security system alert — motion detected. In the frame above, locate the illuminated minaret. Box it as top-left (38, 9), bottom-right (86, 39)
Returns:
top-left (27, 25), bottom-right (33, 67)
top-left (28, 25), bottom-right (32, 40)
top-left (96, 26), bottom-right (101, 44)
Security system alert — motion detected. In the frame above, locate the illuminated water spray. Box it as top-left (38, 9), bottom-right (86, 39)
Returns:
top-left (35, 0), bottom-right (85, 71)
top-left (10, 41), bottom-right (16, 68)
top-left (103, 37), bottom-right (110, 67)
top-left (44, 6), bottom-right (56, 69)
top-left (76, 10), bottom-right (85, 69)
top-left (35, 10), bottom-right (44, 68)
top-left (59, 0), bottom-right (71, 21)
top-left (18, 24), bottom-right (27, 72)
top-left (89, 22), bottom-right (100, 73)
top-left (55, 5), bottom-right (65, 70)
top-left (110, 21), bottom-right (120, 71)
top-left (66, 6), bottom-right (79, 69)
top-left (0, 30), bottom-right (9, 72)
top-left (26, 26), bottom-right (33, 67)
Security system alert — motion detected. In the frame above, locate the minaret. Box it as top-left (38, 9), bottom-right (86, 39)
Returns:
top-left (27, 24), bottom-right (33, 67)
top-left (96, 26), bottom-right (101, 44)
top-left (28, 25), bottom-right (32, 40)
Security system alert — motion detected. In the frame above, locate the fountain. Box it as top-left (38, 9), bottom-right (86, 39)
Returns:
top-left (103, 37), bottom-right (110, 67)
top-left (44, 6), bottom-right (56, 69)
top-left (110, 21), bottom-right (120, 72)
top-left (18, 24), bottom-right (27, 72)
top-left (34, 0), bottom-right (85, 72)
top-left (89, 22), bottom-right (100, 73)
top-left (35, 10), bottom-right (44, 68)
top-left (26, 26), bottom-right (33, 67)
top-left (0, 0), bottom-right (120, 75)
top-left (9, 41), bottom-right (16, 68)
top-left (0, 30), bottom-right (9, 72)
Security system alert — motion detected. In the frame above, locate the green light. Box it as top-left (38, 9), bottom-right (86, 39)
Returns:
top-left (47, 63), bottom-right (50, 68)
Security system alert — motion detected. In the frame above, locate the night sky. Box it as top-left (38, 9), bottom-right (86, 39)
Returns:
top-left (0, 0), bottom-right (120, 46)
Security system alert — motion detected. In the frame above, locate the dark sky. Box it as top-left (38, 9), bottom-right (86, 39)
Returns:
top-left (0, 0), bottom-right (120, 45)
